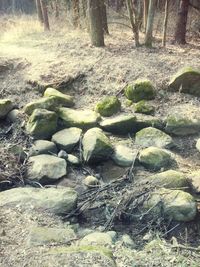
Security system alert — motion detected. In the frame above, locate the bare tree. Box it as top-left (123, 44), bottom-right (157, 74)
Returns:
top-left (88, 0), bottom-right (104, 47)
top-left (174, 0), bottom-right (190, 44)
top-left (144, 0), bottom-right (156, 47)
top-left (143, 0), bottom-right (149, 32)
top-left (36, 0), bottom-right (43, 24)
top-left (72, 0), bottom-right (80, 27)
top-left (101, 0), bottom-right (109, 34)
top-left (40, 0), bottom-right (50, 31)
top-left (162, 0), bottom-right (169, 47)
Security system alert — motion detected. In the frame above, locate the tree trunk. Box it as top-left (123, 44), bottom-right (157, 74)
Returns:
top-left (144, 0), bottom-right (156, 47)
top-left (88, 0), bottom-right (105, 47)
top-left (174, 0), bottom-right (189, 44)
top-left (36, 0), bottom-right (43, 23)
top-left (143, 0), bottom-right (149, 32)
top-left (55, 0), bottom-right (59, 18)
top-left (40, 0), bottom-right (50, 31)
top-left (162, 0), bottom-right (169, 47)
top-left (101, 0), bottom-right (109, 34)
top-left (72, 0), bottom-right (80, 28)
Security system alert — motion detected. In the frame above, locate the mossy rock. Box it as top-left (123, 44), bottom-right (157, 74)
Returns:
top-left (58, 108), bottom-right (100, 130)
top-left (44, 87), bottom-right (74, 107)
top-left (125, 79), bottom-right (155, 102)
top-left (95, 96), bottom-right (121, 117)
top-left (149, 170), bottom-right (188, 189)
top-left (0, 99), bottom-right (13, 119)
top-left (26, 108), bottom-right (58, 139)
top-left (138, 146), bottom-right (176, 171)
top-left (134, 100), bottom-right (155, 115)
top-left (144, 188), bottom-right (197, 222)
top-left (169, 67), bottom-right (200, 96)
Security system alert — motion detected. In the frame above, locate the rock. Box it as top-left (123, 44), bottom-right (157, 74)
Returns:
top-left (149, 170), bottom-right (188, 189)
top-left (0, 99), bottom-right (13, 119)
top-left (52, 127), bottom-right (82, 152)
top-left (144, 188), bottom-right (197, 222)
top-left (112, 145), bottom-right (138, 167)
top-left (7, 109), bottom-right (21, 122)
top-left (196, 139), bottom-right (200, 152)
top-left (0, 187), bottom-right (77, 215)
top-left (99, 114), bottom-right (136, 135)
top-left (24, 96), bottom-right (59, 115)
top-left (44, 87), bottom-right (74, 107)
top-left (135, 127), bottom-right (174, 149)
top-left (58, 108), bottom-right (100, 130)
top-left (67, 154), bottom-right (80, 165)
top-left (121, 234), bottom-right (135, 247)
top-left (165, 104), bottom-right (200, 136)
top-left (28, 226), bottom-right (76, 246)
top-left (84, 176), bottom-right (99, 187)
top-left (95, 96), bottom-right (121, 117)
top-left (26, 109), bottom-right (58, 139)
top-left (125, 79), bottom-right (155, 102)
top-left (138, 147), bottom-right (175, 171)
top-left (188, 171), bottom-right (200, 193)
top-left (134, 100), bottom-right (155, 115)
top-left (29, 140), bottom-right (57, 156)
top-left (58, 150), bottom-right (68, 159)
top-left (169, 67), bottom-right (200, 96)
top-left (80, 232), bottom-right (114, 246)
top-left (134, 114), bottom-right (164, 131)
top-left (82, 128), bottom-right (113, 163)
top-left (27, 155), bottom-right (67, 184)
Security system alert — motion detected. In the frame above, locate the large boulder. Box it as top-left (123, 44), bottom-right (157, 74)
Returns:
top-left (138, 147), bottom-right (175, 171)
top-left (52, 127), bottom-right (82, 152)
top-left (58, 108), bottom-right (100, 130)
top-left (82, 128), bottom-right (113, 163)
top-left (169, 67), bottom-right (200, 96)
top-left (144, 189), bottom-right (197, 222)
top-left (95, 96), bottom-right (121, 117)
top-left (26, 109), bottom-right (58, 139)
top-left (99, 114), bottom-right (136, 135)
top-left (27, 155), bottom-right (67, 184)
top-left (44, 87), bottom-right (74, 107)
top-left (135, 127), bottom-right (173, 149)
top-left (112, 145), bottom-right (138, 167)
top-left (165, 104), bottom-right (200, 136)
top-left (0, 99), bottom-right (13, 119)
top-left (125, 79), bottom-right (155, 102)
top-left (29, 140), bottom-right (58, 156)
top-left (149, 170), bottom-right (188, 189)
top-left (0, 187), bottom-right (77, 215)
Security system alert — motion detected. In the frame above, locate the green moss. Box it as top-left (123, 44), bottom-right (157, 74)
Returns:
top-left (95, 96), bottom-right (121, 117)
top-left (134, 100), bottom-right (155, 115)
top-left (125, 79), bottom-right (155, 102)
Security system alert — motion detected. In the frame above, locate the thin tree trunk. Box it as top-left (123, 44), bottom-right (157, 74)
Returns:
top-left (55, 0), bottom-right (59, 18)
top-left (101, 0), bottom-right (109, 34)
top-left (143, 0), bottom-right (149, 32)
top-left (88, 0), bottom-right (105, 47)
top-left (144, 0), bottom-right (156, 47)
top-left (36, 0), bottom-right (43, 23)
top-left (72, 0), bottom-right (80, 28)
top-left (174, 0), bottom-right (189, 44)
top-left (40, 0), bottom-right (50, 31)
top-left (162, 0), bottom-right (169, 47)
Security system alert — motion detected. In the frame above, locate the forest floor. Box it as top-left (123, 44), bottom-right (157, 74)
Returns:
top-left (1, 15), bottom-right (200, 266)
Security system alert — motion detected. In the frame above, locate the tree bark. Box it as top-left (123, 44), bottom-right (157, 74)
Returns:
top-left (101, 0), bottom-right (109, 34)
top-left (144, 0), bottom-right (156, 47)
top-left (36, 0), bottom-right (43, 23)
top-left (174, 0), bottom-right (189, 44)
top-left (162, 0), bottom-right (169, 47)
top-left (88, 0), bottom-right (105, 47)
top-left (72, 0), bottom-right (80, 28)
top-left (40, 0), bottom-right (50, 31)
top-left (143, 0), bottom-right (149, 33)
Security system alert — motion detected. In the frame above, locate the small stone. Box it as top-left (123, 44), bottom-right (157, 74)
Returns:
top-left (95, 96), bottom-right (121, 117)
top-left (7, 109), bottom-right (21, 122)
top-left (0, 99), bottom-right (13, 119)
top-left (44, 87), bottom-right (74, 107)
top-left (58, 150), bottom-right (68, 159)
top-left (52, 127), bottom-right (82, 153)
top-left (112, 145), bottom-right (138, 167)
top-left (84, 176), bottom-right (99, 187)
top-left (67, 154), bottom-right (80, 165)
top-left (121, 234), bottom-right (135, 247)
top-left (80, 232), bottom-right (114, 246)
top-left (29, 140), bottom-right (57, 156)
top-left (134, 100), bottom-right (155, 115)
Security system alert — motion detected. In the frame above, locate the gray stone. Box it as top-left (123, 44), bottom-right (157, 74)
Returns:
top-left (24, 97), bottom-right (60, 115)
top-left (135, 127), bottom-right (174, 148)
top-left (144, 188), bottom-right (197, 222)
top-left (0, 99), bottom-right (13, 119)
top-left (0, 187), bottom-right (77, 215)
top-left (112, 145), bottom-right (138, 167)
top-left (26, 109), bottom-right (57, 139)
top-left (80, 232), bottom-right (114, 246)
top-left (82, 128), bottom-right (113, 163)
top-left (52, 127), bottom-right (82, 152)
top-left (29, 140), bottom-right (57, 156)
top-left (67, 154), bottom-right (80, 165)
top-left (58, 108), bottom-right (100, 130)
top-left (27, 154), bottom-right (67, 184)
top-left (84, 176), bottom-right (99, 188)
top-left (196, 139), bottom-right (200, 152)
top-left (188, 171), bottom-right (200, 193)
top-left (44, 87), bottom-right (74, 107)
top-left (138, 147), bottom-right (176, 171)
top-left (7, 109), bottom-right (21, 122)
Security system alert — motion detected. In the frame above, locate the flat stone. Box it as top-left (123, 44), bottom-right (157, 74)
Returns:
top-left (52, 127), bottom-right (82, 152)
top-left (80, 232), bottom-right (114, 246)
top-left (112, 145), bottom-right (138, 167)
top-left (29, 140), bottom-right (57, 156)
top-left (27, 154), bottom-right (67, 184)
top-left (0, 187), bottom-right (77, 215)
